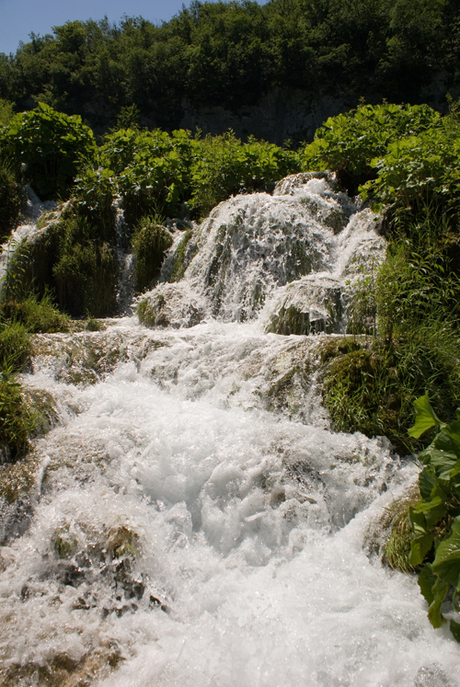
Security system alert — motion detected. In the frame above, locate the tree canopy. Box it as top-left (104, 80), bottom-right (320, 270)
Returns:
top-left (0, 0), bottom-right (458, 135)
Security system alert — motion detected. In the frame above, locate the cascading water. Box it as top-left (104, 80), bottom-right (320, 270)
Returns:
top-left (1, 175), bottom-right (459, 686)
top-left (0, 187), bottom-right (56, 289)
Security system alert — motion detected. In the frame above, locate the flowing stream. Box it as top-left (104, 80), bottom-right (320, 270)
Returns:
top-left (1, 176), bottom-right (459, 686)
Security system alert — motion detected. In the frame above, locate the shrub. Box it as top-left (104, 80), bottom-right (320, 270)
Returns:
top-left (73, 166), bottom-right (117, 243)
top-left (0, 367), bottom-right (36, 462)
top-left (132, 217), bottom-right (173, 292)
top-left (302, 102), bottom-right (441, 195)
top-left (0, 162), bottom-right (22, 241)
top-left (0, 322), bottom-right (30, 371)
top-left (102, 128), bottom-right (194, 224)
top-left (0, 102), bottom-right (97, 199)
top-left (361, 113), bottom-right (460, 218)
top-left (190, 132), bottom-right (300, 217)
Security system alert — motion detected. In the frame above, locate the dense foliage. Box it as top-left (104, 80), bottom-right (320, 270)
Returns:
top-left (0, 0), bottom-right (459, 134)
top-left (407, 395), bottom-right (460, 640)
top-left (0, 102), bottom-right (299, 320)
top-left (308, 102), bottom-right (460, 451)
top-left (0, 102), bottom-right (96, 199)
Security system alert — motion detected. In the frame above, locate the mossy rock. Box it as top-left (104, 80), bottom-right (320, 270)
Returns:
top-left (0, 373), bottom-right (36, 462)
top-left (24, 388), bottom-right (59, 436)
top-left (265, 277), bottom-right (343, 336)
top-left (4, 207), bottom-right (120, 317)
top-left (0, 454), bottom-right (39, 504)
top-left (364, 485), bottom-right (420, 573)
top-left (137, 283), bottom-right (206, 329)
top-left (0, 647), bottom-right (123, 687)
top-left (31, 331), bottom-right (127, 385)
top-left (132, 217), bottom-right (173, 292)
top-left (170, 228), bottom-right (197, 282)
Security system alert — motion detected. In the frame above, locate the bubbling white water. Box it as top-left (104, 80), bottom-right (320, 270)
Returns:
top-left (0, 318), bottom-right (459, 686)
top-left (1, 175), bottom-right (459, 685)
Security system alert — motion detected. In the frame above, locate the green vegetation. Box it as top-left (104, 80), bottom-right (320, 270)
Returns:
top-left (0, 367), bottom-right (36, 462)
top-left (302, 103), bottom-right (441, 195)
top-left (100, 126), bottom-right (299, 221)
top-left (0, 102), bottom-right (96, 199)
top-left (0, 1), bottom-right (457, 134)
top-left (311, 102), bottom-right (460, 450)
top-left (0, 106), bottom-right (299, 323)
top-left (0, 287), bottom-right (68, 462)
top-left (406, 395), bottom-right (460, 641)
top-left (132, 217), bottom-right (173, 292)
top-left (0, 163), bottom-right (22, 241)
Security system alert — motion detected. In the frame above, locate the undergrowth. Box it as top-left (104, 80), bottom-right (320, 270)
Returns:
top-left (0, 290), bottom-right (69, 462)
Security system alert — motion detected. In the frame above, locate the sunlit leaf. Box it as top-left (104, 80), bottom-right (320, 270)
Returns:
top-left (408, 393), bottom-right (441, 438)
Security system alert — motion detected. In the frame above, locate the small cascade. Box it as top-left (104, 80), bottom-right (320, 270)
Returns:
top-left (0, 186), bottom-right (57, 293)
top-left (113, 198), bottom-right (136, 315)
top-left (138, 174), bottom-right (385, 332)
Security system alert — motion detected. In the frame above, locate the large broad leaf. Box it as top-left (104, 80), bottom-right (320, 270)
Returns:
top-left (432, 517), bottom-right (460, 587)
top-left (410, 508), bottom-right (435, 567)
top-left (427, 450), bottom-right (459, 481)
top-left (418, 467), bottom-right (436, 500)
top-left (442, 420), bottom-right (460, 457)
top-left (411, 493), bottom-right (446, 530)
top-left (427, 576), bottom-right (450, 628)
top-left (418, 563), bottom-right (436, 605)
top-left (408, 394), bottom-right (441, 438)
top-left (450, 619), bottom-right (460, 643)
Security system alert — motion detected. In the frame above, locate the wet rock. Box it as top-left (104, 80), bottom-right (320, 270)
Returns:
top-left (265, 275), bottom-right (344, 335)
top-left (137, 282), bottom-right (207, 329)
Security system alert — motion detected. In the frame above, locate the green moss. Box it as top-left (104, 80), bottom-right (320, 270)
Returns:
top-left (170, 229), bottom-right (194, 282)
top-left (365, 486), bottom-right (420, 573)
top-left (0, 321), bottom-right (31, 371)
top-left (136, 296), bottom-right (160, 328)
top-left (0, 455), bottom-right (39, 503)
top-left (0, 370), bottom-right (36, 462)
top-left (132, 217), bottom-right (173, 292)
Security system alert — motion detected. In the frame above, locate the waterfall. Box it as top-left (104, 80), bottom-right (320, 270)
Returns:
top-left (1, 176), bottom-right (459, 687)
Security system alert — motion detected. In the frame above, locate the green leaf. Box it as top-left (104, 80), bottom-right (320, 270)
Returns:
top-left (418, 563), bottom-right (436, 605)
top-left (427, 576), bottom-right (449, 628)
top-left (432, 517), bottom-right (460, 587)
top-left (408, 393), bottom-right (441, 438)
top-left (418, 467), bottom-right (436, 500)
top-left (427, 450), bottom-right (460, 482)
top-left (449, 619), bottom-right (460, 642)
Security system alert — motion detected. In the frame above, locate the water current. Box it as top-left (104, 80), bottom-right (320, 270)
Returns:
top-left (1, 176), bottom-right (459, 686)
